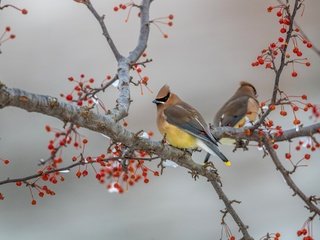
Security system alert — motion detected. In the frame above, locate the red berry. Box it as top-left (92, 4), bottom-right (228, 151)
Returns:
top-left (10, 34), bottom-right (16, 39)
top-left (66, 94), bottom-right (73, 101)
top-left (306, 62), bottom-right (311, 67)
top-left (168, 14), bottom-right (174, 20)
top-left (76, 171), bottom-right (81, 178)
top-left (280, 28), bottom-right (287, 33)
top-left (301, 94), bottom-right (307, 100)
top-left (113, 6), bottom-right (119, 11)
top-left (3, 159), bottom-right (10, 165)
top-left (21, 9), bottom-right (28, 15)
top-left (285, 153), bottom-right (291, 159)
top-left (258, 58), bottom-right (264, 65)
top-left (304, 154), bottom-right (311, 160)
top-left (278, 37), bottom-right (284, 42)
top-left (293, 105), bottom-right (299, 111)
top-left (267, 6), bottom-right (273, 12)
top-left (306, 42), bottom-right (312, 48)
top-left (291, 71), bottom-right (298, 77)
top-left (273, 144), bottom-right (279, 150)
top-left (16, 181), bottom-right (22, 186)
top-left (144, 178), bottom-right (149, 183)
top-left (280, 110), bottom-right (287, 116)
top-left (31, 199), bottom-right (37, 205)
top-left (293, 118), bottom-right (301, 125)
top-left (269, 105), bottom-right (276, 111)
top-left (276, 11), bottom-right (282, 17)
top-left (5, 26), bottom-right (11, 32)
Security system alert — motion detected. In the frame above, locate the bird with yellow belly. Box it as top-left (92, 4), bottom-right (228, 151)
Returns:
top-left (153, 84), bottom-right (231, 166)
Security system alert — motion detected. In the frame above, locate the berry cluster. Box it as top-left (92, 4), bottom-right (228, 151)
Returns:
top-left (113, 1), bottom-right (174, 38)
top-left (260, 93), bottom-right (315, 133)
top-left (150, 14), bottom-right (174, 39)
top-left (0, 26), bottom-right (16, 45)
top-left (45, 123), bottom-right (87, 167)
top-left (252, 3), bottom-right (311, 78)
top-left (113, 1), bottom-right (135, 23)
top-left (297, 218), bottom-right (314, 240)
top-left (61, 74), bottom-right (115, 113)
top-left (131, 52), bottom-right (154, 95)
top-left (260, 232), bottom-right (281, 240)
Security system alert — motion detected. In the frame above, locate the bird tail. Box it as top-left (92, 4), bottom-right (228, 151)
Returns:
top-left (197, 139), bottom-right (231, 166)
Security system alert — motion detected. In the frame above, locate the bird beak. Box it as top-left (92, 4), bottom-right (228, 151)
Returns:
top-left (152, 99), bottom-right (163, 104)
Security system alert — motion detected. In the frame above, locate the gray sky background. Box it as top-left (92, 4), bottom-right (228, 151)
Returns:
top-left (0, 1), bottom-right (319, 240)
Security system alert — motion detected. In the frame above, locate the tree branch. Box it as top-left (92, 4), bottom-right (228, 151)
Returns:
top-left (271, 0), bottom-right (300, 104)
top-left (0, 156), bottom-right (159, 185)
top-left (127, 0), bottom-right (151, 64)
top-left (277, 0), bottom-right (320, 57)
top-left (0, 84), bottom-right (254, 239)
top-left (84, 0), bottom-right (152, 122)
top-left (85, 0), bottom-right (122, 61)
top-left (263, 136), bottom-right (320, 216)
top-left (210, 180), bottom-right (253, 240)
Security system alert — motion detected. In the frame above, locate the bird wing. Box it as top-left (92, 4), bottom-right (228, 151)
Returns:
top-left (164, 102), bottom-right (218, 146)
top-left (216, 95), bottom-right (251, 127)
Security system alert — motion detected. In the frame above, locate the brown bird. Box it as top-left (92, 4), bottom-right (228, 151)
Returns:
top-left (205, 81), bottom-right (259, 162)
top-left (153, 84), bottom-right (231, 166)
top-left (214, 81), bottom-right (259, 128)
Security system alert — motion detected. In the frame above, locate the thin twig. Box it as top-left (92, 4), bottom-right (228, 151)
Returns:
top-left (85, 0), bottom-right (122, 61)
top-left (263, 136), bottom-right (320, 216)
top-left (0, 156), bottom-right (159, 185)
top-left (210, 180), bottom-right (253, 240)
top-left (277, 0), bottom-right (320, 57)
top-left (271, 0), bottom-right (300, 104)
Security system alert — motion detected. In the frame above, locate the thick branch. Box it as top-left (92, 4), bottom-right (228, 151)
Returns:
top-left (211, 123), bottom-right (320, 143)
top-left (84, 0), bottom-right (152, 122)
top-left (127, 0), bottom-right (151, 64)
top-left (263, 137), bottom-right (320, 216)
top-left (274, 123), bottom-right (320, 142)
top-left (0, 84), bottom-right (215, 177)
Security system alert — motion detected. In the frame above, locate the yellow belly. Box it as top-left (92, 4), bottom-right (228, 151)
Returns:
top-left (161, 123), bottom-right (197, 149)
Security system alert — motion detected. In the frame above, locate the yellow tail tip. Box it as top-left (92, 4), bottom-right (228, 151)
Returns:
top-left (225, 161), bottom-right (232, 167)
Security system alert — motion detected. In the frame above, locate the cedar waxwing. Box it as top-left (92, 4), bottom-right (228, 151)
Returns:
top-left (153, 84), bottom-right (231, 166)
top-left (204, 81), bottom-right (259, 162)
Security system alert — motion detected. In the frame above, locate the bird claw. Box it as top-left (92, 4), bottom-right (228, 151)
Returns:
top-left (188, 169), bottom-right (199, 181)
top-left (232, 139), bottom-right (249, 152)
top-left (202, 161), bottom-right (218, 174)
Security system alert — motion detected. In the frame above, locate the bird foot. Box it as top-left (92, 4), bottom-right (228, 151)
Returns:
top-left (188, 169), bottom-right (200, 181)
top-left (232, 139), bottom-right (249, 152)
top-left (202, 161), bottom-right (218, 174)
